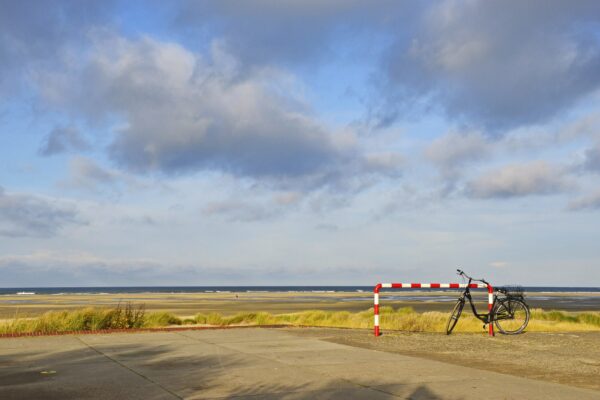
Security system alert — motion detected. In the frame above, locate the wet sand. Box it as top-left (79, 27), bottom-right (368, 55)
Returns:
top-left (1, 290), bottom-right (598, 319)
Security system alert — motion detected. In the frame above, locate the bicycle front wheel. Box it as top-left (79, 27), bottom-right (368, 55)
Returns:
top-left (494, 299), bottom-right (529, 335)
top-left (446, 299), bottom-right (464, 335)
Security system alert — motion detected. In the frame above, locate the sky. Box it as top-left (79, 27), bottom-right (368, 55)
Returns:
top-left (1, 0), bottom-right (600, 287)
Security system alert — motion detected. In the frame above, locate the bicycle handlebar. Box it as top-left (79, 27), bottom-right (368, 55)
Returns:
top-left (456, 268), bottom-right (489, 285)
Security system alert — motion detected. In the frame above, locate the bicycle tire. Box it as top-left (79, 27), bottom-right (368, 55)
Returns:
top-left (446, 299), bottom-right (464, 335)
top-left (494, 299), bottom-right (529, 335)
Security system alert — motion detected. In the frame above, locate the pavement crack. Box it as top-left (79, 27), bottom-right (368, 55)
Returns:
top-left (74, 335), bottom-right (183, 399)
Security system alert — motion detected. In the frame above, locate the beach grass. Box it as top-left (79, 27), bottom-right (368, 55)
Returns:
top-left (196, 306), bottom-right (600, 333)
top-left (1, 303), bottom-right (153, 334)
top-left (1, 304), bottom-right (600, 335)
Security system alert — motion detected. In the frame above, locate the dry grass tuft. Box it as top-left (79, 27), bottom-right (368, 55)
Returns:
top-left (0, 303), bottom-right (171, 334)
top-left (193, 306), bottom-right (600, 333)
top-left (2, 304), bottom-right (599, 335)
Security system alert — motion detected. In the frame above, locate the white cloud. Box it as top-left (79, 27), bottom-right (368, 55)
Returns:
top-left (0, 1), bottom-right (113, 94)
top-left (425, 131), bottom-right (491, 171)
top-left (0, 187), bottom-right (82, 237)
top-left (467, 161), bottom-right (572, 198)
top-left (582, 142), bottom-right (600, 173)
top-left (37, 35), bottom-right (353, 180)
top-left (381, 0), bottom-right (600, 129)
top-left (490, 261), bottom-right (508, 268)
top-left (38, 126), bottom-right (89, 156)
top-left (63, 156), bottom-right (145, 195)
top-left (202, 200), bottom-right (279, 222)
top-left (362, 152), bottom-right (404, 176)
top-left (176, 0), bottom-right (406, 67)
top-left (568, 190), bottom-right (600, 210)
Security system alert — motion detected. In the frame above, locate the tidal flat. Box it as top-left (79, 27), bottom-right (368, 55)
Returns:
top-left (1, 290), bottom-right (598, 319)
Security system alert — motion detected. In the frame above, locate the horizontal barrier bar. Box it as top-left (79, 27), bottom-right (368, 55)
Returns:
top-left (374, 282), bottom-right (494, 337)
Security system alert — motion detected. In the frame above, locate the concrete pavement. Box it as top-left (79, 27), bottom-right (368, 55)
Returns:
top-left (0, 328), bottom-right (597, 399)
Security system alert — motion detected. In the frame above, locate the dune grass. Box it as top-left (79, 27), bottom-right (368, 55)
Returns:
top-left (0, 303), bottom-right (178, 335)
top-left (2, 304), bottom-right (599, 335)
top-left (193, 306), bottom-right (600, 333)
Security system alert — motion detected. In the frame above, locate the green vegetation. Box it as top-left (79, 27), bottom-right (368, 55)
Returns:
top-left (194, 306), bottom-right (486, 332)
top-left (2, 304), bottom-right (599, 335)
top-left (0, 303), bottom-right (147, 335)
top-left (144, 311), bottom-right (182, 327)
top-left (194, 306), bottom-right (600, 333)
top-left (529, 308), bottom-right (600, 327)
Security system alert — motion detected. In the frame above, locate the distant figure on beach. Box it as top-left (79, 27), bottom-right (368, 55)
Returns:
top-left (235, 294), bottom-right (238, 299)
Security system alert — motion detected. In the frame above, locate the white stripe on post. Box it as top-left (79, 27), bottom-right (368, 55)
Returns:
top-left (382, 283), bottom-right (392, 288)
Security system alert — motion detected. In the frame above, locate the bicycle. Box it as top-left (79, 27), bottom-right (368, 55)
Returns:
top-left (446, 269), bottom-right (530, 335)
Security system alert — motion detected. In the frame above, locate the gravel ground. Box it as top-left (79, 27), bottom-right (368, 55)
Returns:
top-left (285, 327), bottom-right (600, 392)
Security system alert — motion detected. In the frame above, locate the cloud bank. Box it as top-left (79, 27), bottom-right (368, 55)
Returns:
top-left (38, 36), bottom-right (356, 180)
top-left (381, 1), bottom-right (600, 129)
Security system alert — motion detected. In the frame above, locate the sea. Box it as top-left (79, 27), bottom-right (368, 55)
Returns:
top-left (1, 286), bottom-right (599, 296)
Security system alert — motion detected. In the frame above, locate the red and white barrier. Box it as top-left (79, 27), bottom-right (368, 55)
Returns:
top-left (373, 283), bottom-right (495, 337)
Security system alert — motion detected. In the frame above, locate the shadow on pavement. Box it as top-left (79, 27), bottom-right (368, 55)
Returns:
top-left (0, 335), bottom-right (451, 399)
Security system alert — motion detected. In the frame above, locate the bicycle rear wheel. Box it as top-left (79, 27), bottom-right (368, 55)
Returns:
top-left (494, 299), bottom-right (529, 334)
top-left (446, 299), bottom-right (464, 335)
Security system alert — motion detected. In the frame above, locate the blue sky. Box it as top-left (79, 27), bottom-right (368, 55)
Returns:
top-left (1, 0), bottom-right (600, 286)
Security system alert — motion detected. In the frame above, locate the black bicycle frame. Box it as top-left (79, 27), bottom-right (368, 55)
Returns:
top-left (460, 279), bottom-right (494, 324)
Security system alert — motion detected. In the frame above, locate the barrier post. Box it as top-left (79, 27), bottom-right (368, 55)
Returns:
top-left (373, 283), bottom-right (495, 337)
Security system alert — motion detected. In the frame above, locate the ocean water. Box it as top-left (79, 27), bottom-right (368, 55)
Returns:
top-left (0, 286), bottom-right (599, 296)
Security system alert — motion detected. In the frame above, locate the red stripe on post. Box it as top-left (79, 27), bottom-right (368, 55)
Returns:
top-left (468, 284), bottom-right (479, 288)
top-left (487, 284), bottom-right (494, 337)
top-left (449, 283), bottom-right (459, 288)
top-left (374, 304), bottom-right (379, 314)
top-left (430, 283), bottom-right (440, 288)
top-left (411, 283), bottom-right (421, 288)
top-left (391, 283), bottom-right (402, 288)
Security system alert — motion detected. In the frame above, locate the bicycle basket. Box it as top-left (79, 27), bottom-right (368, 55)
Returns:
top-left (497, 285), bottom-right (525, 298)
